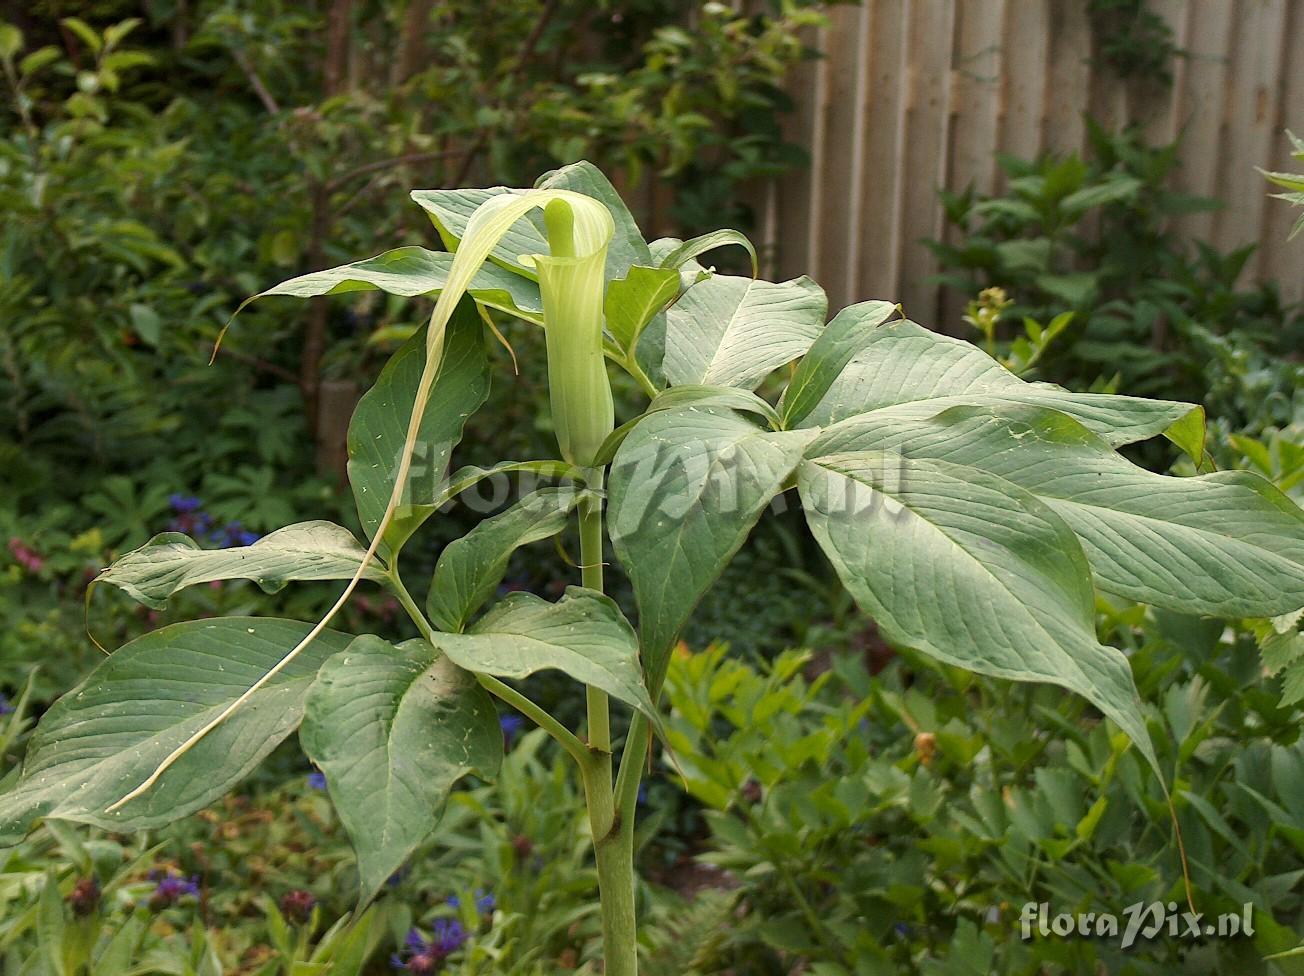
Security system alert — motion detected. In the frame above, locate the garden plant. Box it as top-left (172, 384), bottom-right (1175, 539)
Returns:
top-left (5, 162), bottom-right (1304, 974)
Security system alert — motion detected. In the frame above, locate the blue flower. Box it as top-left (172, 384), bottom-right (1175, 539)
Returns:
top-left (637, 783), bottom-right (648, 806)
top-left (448, 888), bottom-right (495, 914)
top-left (391, 921), bottom-right (467, 971)
top-left (146, 869), bottom-right (200, 909)
top-left (0, 694), bottom-right (13, 717)
top-left (307, 770), bottom-right (327, 790)
top-left (169, 494), bottom-right (202, 514)
top-left (499, 714), bottom-right (524, 748)
top-left (236, 530), bottom-right (260, 546)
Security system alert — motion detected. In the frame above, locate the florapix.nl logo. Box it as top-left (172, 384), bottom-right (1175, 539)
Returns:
top-left (1019, 901), bottom-right (1254, 949)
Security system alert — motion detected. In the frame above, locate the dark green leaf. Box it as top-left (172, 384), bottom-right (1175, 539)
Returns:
top-left (0, 619), bottom-right (353, 845)
top-left (608, 407), bottom-right (817, 691)
top-left (346, 297), bottom-right (490, 555)
top-left (436, 587), bottom-right (657, 720)
top-left (300, 636), bottom-right (501, 902)
top-left (780, 299), bottom-right (897, 428)
top-left (799, 451), bottom-right (1157, 773)
top-left (814, 403), bottom-right (1304, 617)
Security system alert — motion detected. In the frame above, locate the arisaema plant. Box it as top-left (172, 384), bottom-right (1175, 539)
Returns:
top-left (5, 162), bottom-right (1304, 974)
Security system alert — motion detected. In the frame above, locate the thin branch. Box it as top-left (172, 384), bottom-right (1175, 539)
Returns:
top-left (326, 148), bottom-right (462, 193)
top-left (230, 47), bottom-right (280, 115)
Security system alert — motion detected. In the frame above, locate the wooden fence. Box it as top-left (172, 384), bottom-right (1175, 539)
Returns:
top-left (755, 0), bottom-right (1304, 328)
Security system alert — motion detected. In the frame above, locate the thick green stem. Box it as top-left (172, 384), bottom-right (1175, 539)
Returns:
top-left (574, 474), bottom-right (638, 975)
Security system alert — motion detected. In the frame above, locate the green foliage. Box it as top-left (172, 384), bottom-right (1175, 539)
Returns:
top-left (930, 124), bottom-right (1304, 425)
top-left (6, 160), bottom-right (1304, 974)
top-left (1263, 130), bottom-right (1304, 241)
top-left (1088, 0), bottom-right (1181, 88)
top-left (0, 1), bottom-right (826, 701)
top-left (661, 628), bottom-right (1304, 973)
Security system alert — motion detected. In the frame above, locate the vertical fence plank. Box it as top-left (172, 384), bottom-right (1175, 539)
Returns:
top-left (771, 0), bottom-right (1296, 319)
top-left (949, 0), bottom-right (1005, 194)
top-left (1214, 0), bottom-right (1289, 267)
top-left (1261, 0), bottom-right (1304, 301)
top-left (1000, 0), bottom-right (1049, 163)
top-left (1043, 0), bottom-right (1092, 154)
top-left (1171, 0), bottom-right (1236, 242)
top-left (854, 0), bottom-right (909, 303)
top-left (774, 24), bottom-right (823, 282)
top-left (897, 0), bottom-right (957, 326)
top-left (940, 0), bottom-right (1004, 328)
top-left (815, 3), bottom-right (869, 310)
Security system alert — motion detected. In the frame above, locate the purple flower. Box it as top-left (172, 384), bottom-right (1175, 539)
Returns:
top-left (391, 921), bottom-right (467, 971)
top-left (279, 889), bottom-right (317, 924)
top-left (146, 869), bottom-right (200, 909)
top-left (236, 530), bottom-right (260, 546)
top-left (169, 494), bottom-right (202, 514)
top-left (499, 714), bottom-right (524, 748)
top-left (0, 694), bottom-right (13, 717)
top-left (447, 889), bottom-right (494, 914)
top-left (307, 770), bottom-right (327, 790)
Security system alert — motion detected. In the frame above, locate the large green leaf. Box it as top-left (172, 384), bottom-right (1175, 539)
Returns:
top-left (796, 318), bottom-right (1204, 457)
top-left (0, 619), bottom-right (352, 845)
top-left (237, 246), bottom-right (543, 323)
top-left (427, 487), bottom-right (581, 633)
top-left (608, 407), bottom-right (817, 691)
top-left (300, 636), bottom-right (501, 902)
top-left (662, 274), bottom-right (827, 391)
top-left (346, 297), bottom-right (490, 555)
top-left (435, 587), bottom-right (657, 721)
top-left (814, 404), bottom-right (1304, 617)
top-left (780, 299), bottom-right (897, 428)
top-left (798, 452), bottom-right (1158, 772)
top-left (93, 522), bottom-right (387, 610)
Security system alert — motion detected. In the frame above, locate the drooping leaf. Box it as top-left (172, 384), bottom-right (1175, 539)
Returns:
top-left (234, 246), bottom-right (543, 323)
top-left (605, 265), bottom-right (680, 358)
top-left (662, 274), bottom-right (827, 390)
top-left (798, 451), bottom-right (1158, 772)
top-left (656, 229), bottom-right (758, 277)
top-left (814, 403), bottom-right (1304, 617)
top-left (427, 487), bottom-right (581, 633)
top-left (796, 318), bottom-right (1204, 458)
top-left (93, 522), bottom-right (387, 611)
top-left (0, 619), bottom-right (353, 845)
top-left (300, 636), bottom-right (501, 902)
top-left (608, 407), bottom-right (817, 691)
top-left (347, 297), bottom-right (490, 555)
top-left (780, 299), bottom-right (898, 428)
top-left (435, 587), bottom-right (657, 721)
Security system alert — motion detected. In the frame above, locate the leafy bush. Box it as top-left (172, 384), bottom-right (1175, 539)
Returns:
top-left (930, 123), bottom-right (1304, 426)
top-left (4, 161), bottom-right (1304, 976)
top-left (662, 625), bottom-right (1304, 974)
